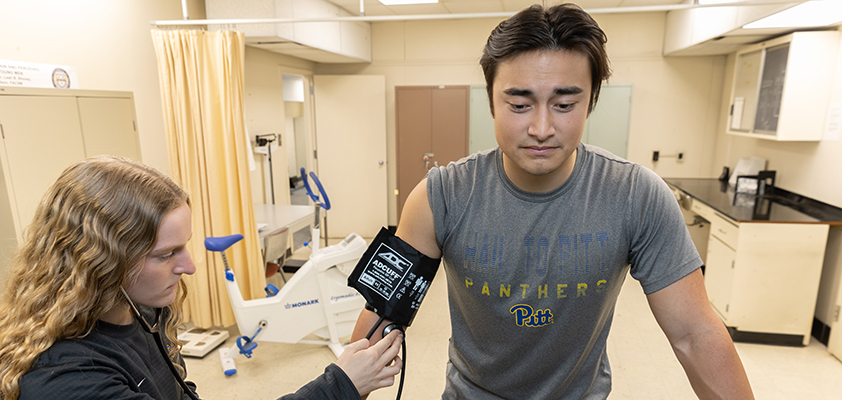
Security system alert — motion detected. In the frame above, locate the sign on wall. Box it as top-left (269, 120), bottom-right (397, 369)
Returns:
top-left (0, 60), bottom-right (79, 89)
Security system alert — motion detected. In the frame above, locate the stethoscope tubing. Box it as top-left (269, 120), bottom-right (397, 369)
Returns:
top-left (121, 288), bottom-right (200, 400)
top-left (150, 327), bottom-right (201, 400)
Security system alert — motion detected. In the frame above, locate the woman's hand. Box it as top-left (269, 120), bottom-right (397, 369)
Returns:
top-left (335, 329), bottom-right (403, 397)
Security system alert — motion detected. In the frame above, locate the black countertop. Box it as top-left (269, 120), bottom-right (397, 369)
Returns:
top-left (664, 178), bottom-right (842, 225)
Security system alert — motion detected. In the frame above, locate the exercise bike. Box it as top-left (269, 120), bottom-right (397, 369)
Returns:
top-left (205, 168), bottom-right (367, 376)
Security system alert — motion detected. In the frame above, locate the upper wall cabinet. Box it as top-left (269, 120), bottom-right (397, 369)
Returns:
top-left (205, 0), bottom-right (372, 63)
top-left (726, 31), bottom-right (840, 141)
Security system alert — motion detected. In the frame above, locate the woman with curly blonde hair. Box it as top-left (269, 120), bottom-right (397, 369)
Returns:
top-left (0, 155), bottom-right (403, 400)
top-left (0, 155), bottom-right (196, 399)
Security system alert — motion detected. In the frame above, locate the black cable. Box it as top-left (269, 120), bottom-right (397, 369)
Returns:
top-left (365, 315), bottom-right (386, 340)
top-left (363, 316), bottom-right (406, 400)
top-left (396, 338), bottom-right (406, 400)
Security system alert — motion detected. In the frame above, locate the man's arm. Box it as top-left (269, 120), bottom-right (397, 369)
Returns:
top-left (350, 178), bottom-right (441, 344)
top-left (646, 268), bottom-right (754, 399)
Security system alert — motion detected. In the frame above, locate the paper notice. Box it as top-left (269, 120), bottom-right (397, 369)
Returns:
top-left (823, 102), bottom-right (842, 142)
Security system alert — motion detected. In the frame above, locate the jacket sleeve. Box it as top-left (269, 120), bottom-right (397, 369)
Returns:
top-left (277, 364), bottom-right (360, 400)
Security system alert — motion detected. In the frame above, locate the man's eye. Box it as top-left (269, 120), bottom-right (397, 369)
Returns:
top-left (556, 103), bottom-right (574, 111)
top-left (159, 252), bottom-right (175, 261)
top-left (509, 103), bottom-right (529, 112)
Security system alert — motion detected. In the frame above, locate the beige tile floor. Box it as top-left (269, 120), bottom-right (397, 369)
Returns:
top-left (184, 265), bottom-right (842, 399)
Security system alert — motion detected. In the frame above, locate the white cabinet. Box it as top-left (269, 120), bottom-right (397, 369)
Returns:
top-left (706, 229), bottom-right (736, 321)
top-left (726, 31), bottom-right (840, 141)
top-left (0, 87), bottom-right (140, 277)
top-left (706, 212), bottom-right (739, 322)
top-left (700, 210), bottom-right (829, 345)
top-left (205, 0), bottom-right (372, 63)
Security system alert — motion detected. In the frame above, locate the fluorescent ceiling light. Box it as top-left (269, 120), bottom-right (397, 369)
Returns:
top-left (378, 0), bottom-right (437, 4)
top-left (744, 0), bottom-right (842, 29)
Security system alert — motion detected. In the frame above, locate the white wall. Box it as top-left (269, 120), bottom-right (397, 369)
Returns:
top-left (243, 46), bottom-right (316, 206)
top-left (0, 0), bottom-right (318, 205)
top-left (316, 12), bottom-right (726, 225)
top-left (598, 12), bottom-right (726, 179)
top-left (0, 0), bottom-right (207, 174)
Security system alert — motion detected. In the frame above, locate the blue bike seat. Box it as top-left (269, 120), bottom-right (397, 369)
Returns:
top-left (204, 234), bottom-right (244, 252)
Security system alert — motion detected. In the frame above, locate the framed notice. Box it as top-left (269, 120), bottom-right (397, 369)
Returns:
top-left (0, 59), bottom-right (79, 89)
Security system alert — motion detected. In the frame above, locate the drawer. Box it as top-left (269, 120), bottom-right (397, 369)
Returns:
top-left (690, 200), bottom-right (715, 222)
top-left (710, 212), bottom-right (739, 249)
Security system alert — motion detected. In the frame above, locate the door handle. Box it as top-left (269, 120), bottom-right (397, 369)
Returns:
top-left (423, 153), bottom-right (434, 170)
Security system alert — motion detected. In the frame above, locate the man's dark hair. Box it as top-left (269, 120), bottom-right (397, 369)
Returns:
top-left (480, 3), bottom-right (611, 115)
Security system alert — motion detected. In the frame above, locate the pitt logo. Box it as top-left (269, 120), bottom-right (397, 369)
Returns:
top-left (510, 304), bottom-right (554, 327)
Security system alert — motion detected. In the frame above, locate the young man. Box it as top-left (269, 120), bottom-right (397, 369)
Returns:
top-left (352, 4), bottom-right (754, 399)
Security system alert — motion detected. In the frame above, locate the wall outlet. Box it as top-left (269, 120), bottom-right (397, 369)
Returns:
top-left (652, 151), bottom-right (660, 161)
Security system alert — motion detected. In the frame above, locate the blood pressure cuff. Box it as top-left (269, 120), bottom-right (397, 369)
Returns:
top-left (348, 227), bottom-right (441, 327)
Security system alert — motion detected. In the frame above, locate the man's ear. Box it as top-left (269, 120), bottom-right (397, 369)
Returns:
top-left (487, 85), bottom-right (495, 118)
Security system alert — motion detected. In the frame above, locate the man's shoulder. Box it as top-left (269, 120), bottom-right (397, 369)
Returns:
top-left (580, 143), bottom-right (633, 167)
top-left (578, 143), bottom-right (640, 182)
top-left (578, 143), bottom-right (669, 193)
top-left (449, 147), bottom-right (496, 169)
top-left (432, 148), bottom-right (497, 182)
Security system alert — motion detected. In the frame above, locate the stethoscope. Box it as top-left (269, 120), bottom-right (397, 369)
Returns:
top-left (121, 288), bottom-right (201, 400)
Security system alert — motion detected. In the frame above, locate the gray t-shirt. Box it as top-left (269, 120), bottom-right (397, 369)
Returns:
top-left (427, 143), bottom-right (701, 399)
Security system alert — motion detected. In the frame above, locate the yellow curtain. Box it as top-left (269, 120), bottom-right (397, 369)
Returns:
top-left (151, 29), bottom-right (265, 328)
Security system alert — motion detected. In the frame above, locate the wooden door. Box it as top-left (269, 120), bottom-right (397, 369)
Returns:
top-left (432, 87), bottom-right (469, 169)
top-left (313, 75), bottom-right (387, 239)
top-left (396, 87), bottom-right (431, 222)
top-left (395, 86), bottom-right (469, 222)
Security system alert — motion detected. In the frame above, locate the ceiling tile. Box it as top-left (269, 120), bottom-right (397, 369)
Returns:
top-left (360, 4), bottom-right (399, 15)
top-left (444, 1), bottom-right (505, 13)
top-left (500, 0), bottom-right (543, 12)
top-left (381, 2), bottom-right (452, 14)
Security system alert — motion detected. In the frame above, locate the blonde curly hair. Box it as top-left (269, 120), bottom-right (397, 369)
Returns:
top-left (0, 155), bottom-right (190, 400)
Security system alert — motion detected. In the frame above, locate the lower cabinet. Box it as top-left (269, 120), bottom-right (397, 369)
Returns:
top-left (705, 234), bottom-right (736, 321)
top-left (701, 215), bottom-right (829, 345)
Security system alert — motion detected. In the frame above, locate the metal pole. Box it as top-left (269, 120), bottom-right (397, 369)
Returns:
top-left (151, 0), bottom-right (804, 26)
top-left (268, 144), bottom-right (275, 205)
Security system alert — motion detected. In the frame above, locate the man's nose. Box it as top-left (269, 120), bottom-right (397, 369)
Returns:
top-left (527, 106), bottom-right (554, 140)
